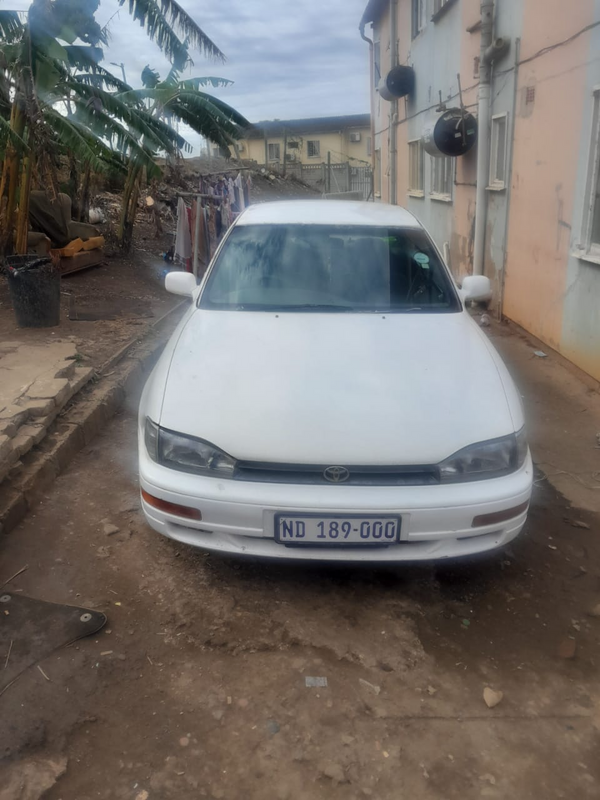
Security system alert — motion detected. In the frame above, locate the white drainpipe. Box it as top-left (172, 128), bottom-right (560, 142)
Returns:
top-left (389, 0), bottom-right (398, 205)
top-left (473, 0), bottom-right (494, 275)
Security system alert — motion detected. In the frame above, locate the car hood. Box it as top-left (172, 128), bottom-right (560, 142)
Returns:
top-left (158, 309), bottom-right (517, 465)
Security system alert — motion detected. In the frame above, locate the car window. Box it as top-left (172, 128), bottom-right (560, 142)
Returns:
top-left (200, 224), bottom-right (460, 312)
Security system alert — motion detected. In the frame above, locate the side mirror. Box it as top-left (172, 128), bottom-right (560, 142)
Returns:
top-left (461, 275), bottom-right (492, 303)
top-left (165, 271), bottom-right (197, 297)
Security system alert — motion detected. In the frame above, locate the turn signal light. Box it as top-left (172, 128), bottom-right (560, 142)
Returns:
top-left (472, 501), bottom-right (529, 528)
top-left (141, 489), bottom-right (202, 521)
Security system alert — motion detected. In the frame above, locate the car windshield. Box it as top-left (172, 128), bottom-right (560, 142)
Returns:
top-left (200, 224), bottom-right (460, 313)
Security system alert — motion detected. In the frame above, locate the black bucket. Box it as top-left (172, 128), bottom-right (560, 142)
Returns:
top-left (4, 255), bottom-right (61, 328)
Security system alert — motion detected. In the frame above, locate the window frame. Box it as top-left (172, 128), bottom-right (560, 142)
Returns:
top-left (307, 140), bottom-right (321, 158)
top-left (408, 139), bottom-right (424, 197)
top-left (373, 39), bottom-right (381, 90)
top-left (267, 142), bottom-right (281, 162)
top-left (411, 0), bottom-right (426, 39)
top-left (431, 0), bottom-right (457, 22)
top-left (577, 86), bottom-right (600, 262)
top-left (487, 113), bottom-right (508, 191)
top-left (430, 155), bottom-right (454, 202)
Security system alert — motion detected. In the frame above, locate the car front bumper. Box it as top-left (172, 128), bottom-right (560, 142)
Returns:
top-left (139, 446), bottom-right (533, 562)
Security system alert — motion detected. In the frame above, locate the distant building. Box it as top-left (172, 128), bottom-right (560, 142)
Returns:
top-left (234, 114), bottom-right (372, 167)
top-left (360, 0), bottom-right (600, 382)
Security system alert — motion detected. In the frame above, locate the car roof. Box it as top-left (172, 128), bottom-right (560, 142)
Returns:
top-left (236, 200), bottom-right (422, 229)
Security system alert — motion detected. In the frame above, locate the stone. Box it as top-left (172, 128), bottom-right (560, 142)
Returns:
top-left (0, 405), bottom-right (29, 427)
top-left (588, 603), bottom-right (600, 618)
top-left (0, 419), bottom-right (17, 439)
top-left (0, 755), bottom-right (67, 800)
top-left (0, 435), bottom-right (12, 461)
top-left (359, 678), bottom-right (381, 695)
top-left (68, 366), bottom-right (95, 395)
top-left (26, 378), bottom-right (71, 407)
top-left (103, 522), bottom-right (120, 536)
top-left (19, 424), bottom-right (47, 445)
top-left (319, 760), bottom-right (346, 783)
top-left (11, 431), bottom-right (36, 458)
top-left (483, 688), bottom-right (503, 708)
top-left (21, 398), bottom-right (54, 418)
top-left (179, 737), bottom-right (190, 747)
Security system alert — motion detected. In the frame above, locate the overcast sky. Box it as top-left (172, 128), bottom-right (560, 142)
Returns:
top-left (14, 0), bottom-right (371, 155)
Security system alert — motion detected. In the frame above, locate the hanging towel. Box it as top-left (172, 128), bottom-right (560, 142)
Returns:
top-left (175, 197), bottom-right (192, 261)
top-left (234, 173), bottom-right (246, 212)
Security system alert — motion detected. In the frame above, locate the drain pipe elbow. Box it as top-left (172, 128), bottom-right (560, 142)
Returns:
top-left (484, 37), bottom-right (510, 65)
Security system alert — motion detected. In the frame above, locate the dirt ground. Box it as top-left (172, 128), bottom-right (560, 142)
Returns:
top-left (0, 228), bottom-right (178, 373)
top-left (1, 362), bottom-right (599, 798)
top-left (0, 165), bottom-right (317, 374)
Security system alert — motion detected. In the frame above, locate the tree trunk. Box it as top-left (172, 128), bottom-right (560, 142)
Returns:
top-left (118, 163), bottom-right (142, 252)
top-left (0, 102), bottom-right (25, 255)
top-left (79, 163), bottom-right (91, 222)
top-left (15, 151), bottom-right (33, 255)
top-left (68, 152), bottom-right (79, 216)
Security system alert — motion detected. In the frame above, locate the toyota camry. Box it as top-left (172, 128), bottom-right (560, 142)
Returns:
top-left (138, 200), bottom-right (532, 562)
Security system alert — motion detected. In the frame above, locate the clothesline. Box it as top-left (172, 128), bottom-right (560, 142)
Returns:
top-left (173, 170), bottom-right (252, 276)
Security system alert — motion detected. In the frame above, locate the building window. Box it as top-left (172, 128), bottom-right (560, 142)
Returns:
top-left (580, 88), bottom-right (600, 259)
top-left (307, 140), bottom-right (321, 158)
top-left (430, 155), bottom-right (453, 200)
top-left (268, 143), bottom-right (280, 161)
top-left (373, 40), bottom-right (381, 89)
top-left (408, 140), bottom-right (424, 195)
top-left (411, 0), bottom-right (426, 39)
top-left (433, 0), bottom-right (451, 12)
top-left (489, 113), bottom-right (508, 190)
top-left (367, 136), bottom-right (372, 157)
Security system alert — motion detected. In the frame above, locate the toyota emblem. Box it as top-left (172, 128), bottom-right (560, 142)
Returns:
top-left (323, 466), bottom-right (350, 483)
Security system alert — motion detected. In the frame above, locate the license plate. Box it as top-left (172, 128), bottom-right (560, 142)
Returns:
top-left (275, 514), bottom-right (400, 546)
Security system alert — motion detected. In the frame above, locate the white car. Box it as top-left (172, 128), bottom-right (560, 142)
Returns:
top-left (139, 200), bottom-right (532, 562)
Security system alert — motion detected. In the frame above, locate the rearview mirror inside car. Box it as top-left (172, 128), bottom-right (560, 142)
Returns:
top-left (461, 275), bottom-right (492, 303)
top-left (165, 272), bottom-right (197, 297)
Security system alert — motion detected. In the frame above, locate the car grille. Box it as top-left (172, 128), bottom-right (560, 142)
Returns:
top-left (233, 462), bottom-right (440, 486)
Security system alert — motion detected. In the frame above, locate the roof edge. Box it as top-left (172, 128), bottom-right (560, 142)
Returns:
top-left (360, 0), bottom-right (387, 28)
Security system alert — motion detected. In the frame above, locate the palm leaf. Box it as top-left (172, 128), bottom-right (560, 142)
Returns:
top-left (66, 79), bottom-right (180, 153)
top-left (71, 100), bottom-right (163, 178)
top-left (118, 0), bottom-right (224, 63)
top-left (0, 10), bottom-right (24, 42)
top-left (43, 108), bottom-right (113, 173)
top-left (177, 76), bottom-right (233, 90)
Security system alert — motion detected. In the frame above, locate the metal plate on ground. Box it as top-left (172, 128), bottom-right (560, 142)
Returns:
top-left (0, 593), bottom-right (106, 695)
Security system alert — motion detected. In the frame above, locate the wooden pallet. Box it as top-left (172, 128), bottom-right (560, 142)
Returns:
top-left (54, 250), bottom-right (105, 276)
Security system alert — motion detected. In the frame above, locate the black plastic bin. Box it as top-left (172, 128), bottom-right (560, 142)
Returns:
top-left (4, 255), bottom-right (60, 328)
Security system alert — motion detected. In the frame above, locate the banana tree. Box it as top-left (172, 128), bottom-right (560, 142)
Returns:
top-left (114, 69), bottom-right (248, 250)
top-left (0, 0), bottom-right (228, 255)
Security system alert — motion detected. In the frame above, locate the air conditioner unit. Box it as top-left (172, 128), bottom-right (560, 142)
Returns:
top-left (349, 132), bottom-right (362, 143)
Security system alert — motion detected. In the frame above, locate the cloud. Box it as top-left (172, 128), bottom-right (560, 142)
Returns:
top-left (99, 0), bottom-right (371, 151)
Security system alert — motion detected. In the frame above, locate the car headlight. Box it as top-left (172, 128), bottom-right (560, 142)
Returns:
top-left (145, 418), bottom-right (236, 477)
top-left (439, 428), bottom-right (528, 482)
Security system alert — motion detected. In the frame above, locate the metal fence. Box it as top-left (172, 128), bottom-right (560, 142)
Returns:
top-left (283, 162), bottom-right (373, 201)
